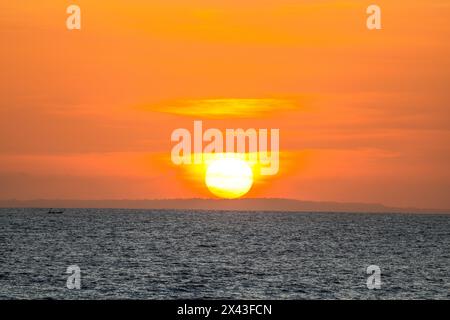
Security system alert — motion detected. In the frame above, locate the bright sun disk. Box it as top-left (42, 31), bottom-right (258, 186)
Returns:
top-left (205, 157), bottom-right (253, 199)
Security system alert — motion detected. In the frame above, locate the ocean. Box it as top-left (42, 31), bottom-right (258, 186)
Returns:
top-left (0, 208), bottom-right (449, 299)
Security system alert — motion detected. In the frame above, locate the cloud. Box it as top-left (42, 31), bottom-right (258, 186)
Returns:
top-left (142, 98), bottom-right (298, 118)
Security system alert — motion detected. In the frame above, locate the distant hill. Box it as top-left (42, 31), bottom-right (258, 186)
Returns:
top-left (0, 198), bottom-right (448, 214)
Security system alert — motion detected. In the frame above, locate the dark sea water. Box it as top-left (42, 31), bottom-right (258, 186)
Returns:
top-left (0, 208), bottom-right (449, 300)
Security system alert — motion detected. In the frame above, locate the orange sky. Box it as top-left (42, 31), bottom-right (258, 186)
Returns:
top-left (0, 0), bottom-right (449, 209)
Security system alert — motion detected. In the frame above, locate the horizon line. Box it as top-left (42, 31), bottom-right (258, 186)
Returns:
top-left (0, 198), bottom-right (448, 214)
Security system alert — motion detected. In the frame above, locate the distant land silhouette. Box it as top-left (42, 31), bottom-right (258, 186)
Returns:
top-left (0, 198), bottom-right (448, 214)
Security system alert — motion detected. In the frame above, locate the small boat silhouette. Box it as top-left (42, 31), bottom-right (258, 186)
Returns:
top-left (48, 208), bottom-right (65, 214)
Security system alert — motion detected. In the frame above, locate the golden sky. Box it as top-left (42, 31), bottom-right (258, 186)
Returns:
top-left (0, 0), bottom-right (449, 209)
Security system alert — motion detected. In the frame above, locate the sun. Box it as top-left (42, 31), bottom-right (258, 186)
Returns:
top-left (205, 157), bottom-right (253, 199)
